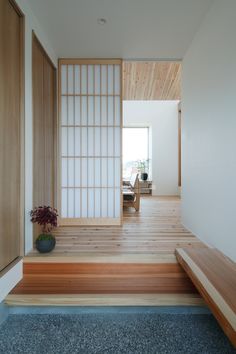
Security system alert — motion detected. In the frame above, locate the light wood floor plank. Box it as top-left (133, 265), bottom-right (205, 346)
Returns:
top-left (5, 294), bottom-right (205, 307)
top-left (27, 197), bottom-right (205, 260)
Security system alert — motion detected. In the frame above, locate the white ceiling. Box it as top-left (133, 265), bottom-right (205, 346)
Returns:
top-left (28, 0), bottom-right (214, 59)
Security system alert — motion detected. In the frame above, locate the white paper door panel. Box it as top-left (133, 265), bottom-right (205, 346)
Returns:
top-left (59, 60), bottom-right (122, 225)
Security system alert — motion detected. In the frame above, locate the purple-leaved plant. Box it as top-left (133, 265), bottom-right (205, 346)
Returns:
top-left (30, 206), bottom-right (58, 233)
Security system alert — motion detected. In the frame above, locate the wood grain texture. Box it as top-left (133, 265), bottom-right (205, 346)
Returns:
top-left (176, 248), bottom-right (236, 347)
top-left (23, 254), bottom-right (178, 264)
top-left (29, 197), bottom-right (205, 255)
top-left (9, 197), bottom-right (207, 305)
top-left (32, 33), bottom-right (56, 240)
top-left (123, 61), bottom-right (181, 100)
top-left (10, 262), bottom-right (197, 295)
top-left (59, 218), bottom-right (121, 226)
top-left (5, 294), bottom-right (204, 307)
top-left (0, 0), bottom-right (24, 271)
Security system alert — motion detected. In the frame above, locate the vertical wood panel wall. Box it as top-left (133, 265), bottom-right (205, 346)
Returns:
top-left (0, 0), bottom-right (24, 271)
top-left (59, 59), bottom-right (122, 225)
top-left (32, 34), bottom-right (56, 230)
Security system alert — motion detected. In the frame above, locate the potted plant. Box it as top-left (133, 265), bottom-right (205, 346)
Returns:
top-left (136, 159), bottom-right (149, 181)
top-left (30, 206), bottom-right (58, 253)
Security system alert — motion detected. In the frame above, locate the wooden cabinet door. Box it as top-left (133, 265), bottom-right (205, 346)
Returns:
top-left (0, 0), bottom-right (24, 271)
top-left (32, 34), bottom-right (56, 239)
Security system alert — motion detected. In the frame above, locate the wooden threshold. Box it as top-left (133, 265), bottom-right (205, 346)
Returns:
top-left (5, 293), bottom-right (204, 307)
top-left (59, 218), bottom-right (121, 226)
top-left (23, 253), bottom-right (177, 264)
top-left (176, 248), bottom-right (236, 348)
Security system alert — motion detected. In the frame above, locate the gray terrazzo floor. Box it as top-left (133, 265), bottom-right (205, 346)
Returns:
top-left (0, 313), bottom-right (235, 354)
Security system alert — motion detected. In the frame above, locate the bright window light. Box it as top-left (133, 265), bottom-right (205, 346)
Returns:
top-left (123, 127), bottom-right (149, 178)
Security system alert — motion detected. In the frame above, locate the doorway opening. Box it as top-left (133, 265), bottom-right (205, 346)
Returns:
top-left (122, 60), bottom-right (181, 216)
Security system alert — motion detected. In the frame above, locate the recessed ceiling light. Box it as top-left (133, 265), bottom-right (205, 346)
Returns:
top-left (97, 18), bottom-right (107, 25)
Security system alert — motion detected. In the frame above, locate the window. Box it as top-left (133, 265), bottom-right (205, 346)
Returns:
top-left (123, 127), bottom-right (150, 178)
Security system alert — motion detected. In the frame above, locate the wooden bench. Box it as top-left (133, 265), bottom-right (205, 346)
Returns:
top-left (123, 173), bottom-right (140, 211)
top-left (176, 247), bottom-right (236, 347)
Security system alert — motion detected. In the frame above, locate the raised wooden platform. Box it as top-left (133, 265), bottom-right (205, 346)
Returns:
top-left (6, 198), bottom-right (206, 307)
top-left (176, 248), bottom-right (236, 348)
top-left (6, 257), bottom-right (205, 306)
top-left (29, 197), bottom-right (205, 255)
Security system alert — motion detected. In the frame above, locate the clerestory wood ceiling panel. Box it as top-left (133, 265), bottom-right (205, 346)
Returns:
top-left (123, 61), bottom-right (181, 100)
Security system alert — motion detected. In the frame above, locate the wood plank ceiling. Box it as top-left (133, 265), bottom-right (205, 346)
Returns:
top-left (123, 61), bottom-right (181, 100)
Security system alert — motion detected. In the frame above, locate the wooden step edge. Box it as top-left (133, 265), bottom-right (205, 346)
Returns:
top-left (5, 294), bottom-right (205, 307)
top-left (24, 253), bottom-right (177, 264)
top-left (176, 248), bottom-right (236, 348)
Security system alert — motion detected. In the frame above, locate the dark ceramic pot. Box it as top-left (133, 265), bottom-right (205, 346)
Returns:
top-left (141, 172), bottom-right (148, 181)
top-left (36, 235), bottom-right (56, 253)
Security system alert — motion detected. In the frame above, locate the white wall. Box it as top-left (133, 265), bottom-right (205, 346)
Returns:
top-left (182, 0), bottom-right (236, 261)
top-left (123, 101), bottom-right (179, 196)
top-left (0, 260), bottom-right (22, 303)
top-left (15, 0), bottom-right (57, 253)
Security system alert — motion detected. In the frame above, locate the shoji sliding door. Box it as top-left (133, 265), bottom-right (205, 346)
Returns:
top-left (59, 59), bottom-right (122, 225)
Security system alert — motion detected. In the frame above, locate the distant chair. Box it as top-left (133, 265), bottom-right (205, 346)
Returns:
top-left (123, 173), bottom-right (140, 211)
